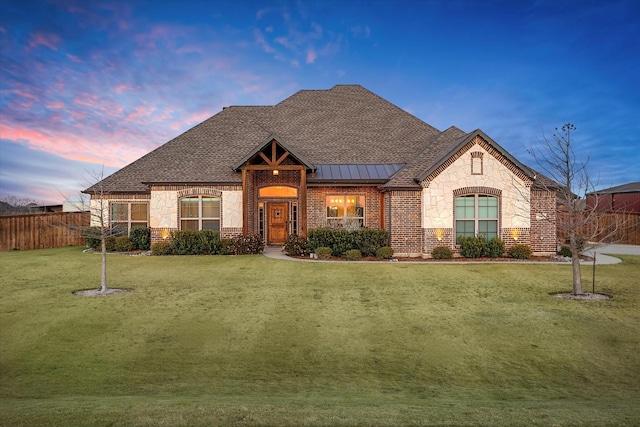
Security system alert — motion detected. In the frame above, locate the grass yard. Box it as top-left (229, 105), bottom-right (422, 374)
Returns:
top-left (1, 247), bottom-right (639, 426)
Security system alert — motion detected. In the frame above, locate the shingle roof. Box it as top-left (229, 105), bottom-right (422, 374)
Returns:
top-left (84, 85), bottom-right (552, 193)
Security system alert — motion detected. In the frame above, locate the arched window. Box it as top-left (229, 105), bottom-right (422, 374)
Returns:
top-left (180, 196), bottom-right (220, 231)
top-left (455, 195), bottom-right (498, 242)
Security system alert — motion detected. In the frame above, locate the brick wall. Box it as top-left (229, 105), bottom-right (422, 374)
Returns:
top-left (530, 190), bottom-right (557, 254)
top-left (387, 190), bottom-right (422, 256)
top-left (307, 186), bottom-right (382, 229)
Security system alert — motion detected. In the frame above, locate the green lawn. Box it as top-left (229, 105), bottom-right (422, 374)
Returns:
top-left (1, 247), bottom-right (639, 426)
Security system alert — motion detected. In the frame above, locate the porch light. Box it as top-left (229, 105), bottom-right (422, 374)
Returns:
top-left (435, 228), bottom-right (444, 241)
top-left (272, 169), bottom-right (279, 176)
top-left (510, 229), bottom-right (520, 241)
top-left (161, 228), bottom-right (170, 240)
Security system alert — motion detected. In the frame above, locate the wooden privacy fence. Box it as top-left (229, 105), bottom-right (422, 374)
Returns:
top-left (0, 212), bottom-right (90, 251)
top-left (557, 211), bottom-right (640, 245)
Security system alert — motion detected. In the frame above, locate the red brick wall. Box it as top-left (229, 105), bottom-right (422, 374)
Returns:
top-left (387, 190), bottom-right (422, 255)
top-left (530, 190), bottom-right (557, 253)
top-left (307, 186), bottom-right (382, 229)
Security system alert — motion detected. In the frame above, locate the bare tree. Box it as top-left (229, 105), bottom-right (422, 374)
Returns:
top-left (529, 123), bottom-right (619, 295)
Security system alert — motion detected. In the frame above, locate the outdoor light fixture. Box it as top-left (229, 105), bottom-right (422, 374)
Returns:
top-left (435, 228), bottom-right (444, 241)
top-left (510, 229), bottom-right (520, 241)
top-left (272, 169), bottom-right (279, 176)
top-left (161, 228), bottom-right (170, 240)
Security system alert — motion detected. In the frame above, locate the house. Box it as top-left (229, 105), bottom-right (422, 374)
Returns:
top-left (586, 182), bottom-right (640, 213)
top-left (84, 85), bottom-right (557, 256)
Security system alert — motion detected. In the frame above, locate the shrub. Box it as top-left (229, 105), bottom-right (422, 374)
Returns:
top-left (509, 244), bottom-right (533, 259)
top-left (431, 246), bottom-right (453, 259)
top-left (307, 228), bottom-right (389, 256)
top-left (104, 236), bottom-right (117, 252)
top-left (557, 245), bottom-right (572, 257)
top-left (459, 235), bottom-right (488, 258)
top-left (344, 249), bottom-right (362, 261)
top-left (151, 241), bottom-right (173, 256)
top-left (228, 234), bottom-right (264, 255)
top-left (83, 227), bottom-right (102, 250)
top-left (171, 230), bottom-right (200, 255)
top-left (376, 246), bottom-right (395, 259)
top-left (283, 234), bottom-right (309, 256)
top-left (315, 247), bottom-right (332, 260)
top-left (486, 237), bottom-right (506, 258)
top-left (197, 230), bottom-right (221, 255)
top-left (114, 236), bottom-right (135, 252)
top-left (219, 238), bottom-right (234, 255)
top-left (129, 227), bottom-right (151, 250)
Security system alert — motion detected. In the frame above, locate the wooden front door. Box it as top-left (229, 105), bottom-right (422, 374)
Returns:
top-left (268, 203), bottom-right (288, 245)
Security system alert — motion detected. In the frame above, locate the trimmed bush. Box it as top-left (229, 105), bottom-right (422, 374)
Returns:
top-left (283, 234), bottom-right (309, 256)
top-left (114, 236), bottom-right (136, 252)
top-left (104, 236), bottom-right (117, 252)
top-left (151, 241), bottom-right (172, 256)
top-left (82, 227), bottom-right (102, 250)
top-left (308, 228), bottom-right (389, 256)
top-left (228, 235), bottom-right (264, 255)
top-left (376, 246), bottom-right (395, 259)
top-left (557, 245), bottom-right (572, 257)
top-left (459, 235), bottom-right (488, 258)
top-left (509, 244), bottom-right (533, 259)
top-left (129, 227), bottom-right (151, 250)
top-left (486, 237), bottom-right (506, 258)
top-left (171, 230), bottom-right (201, 255)
top-left (431, 245), bottom-right (453, 259)
top-left (219, 238), bottom-right (234, 255)
top-left (315, 247), bottom-right (332, 260)
top-left (344, 249), bottom-right (362, 261)
top-left (197, 230), bottom-right (221, 255)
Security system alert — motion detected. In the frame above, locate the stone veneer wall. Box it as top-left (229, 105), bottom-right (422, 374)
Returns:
top-left (419, 139), bottom-right (547, 257)
top-left (307, 186), bottom-right (382, 230)
top-left (148, 185), bottom-right (243, 243)
top-left (387, 190), bottom-right (422, 256)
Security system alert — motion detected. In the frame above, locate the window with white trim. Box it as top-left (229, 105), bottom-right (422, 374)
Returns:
top-left (180, 196), bottom-right (220, 231)
top-left (455, 195), bottom-right (498, 242)
top-left (110, 202), bottom-right (148, 235)
top-left (326, 195), bottom-right (364, 227)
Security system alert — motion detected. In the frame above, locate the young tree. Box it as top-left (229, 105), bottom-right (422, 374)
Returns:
top-left (529, 124), bottom-right (618, 296)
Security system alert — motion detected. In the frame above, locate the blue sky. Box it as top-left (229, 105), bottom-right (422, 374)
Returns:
top-left (1, 0), bottom-right (638, 204)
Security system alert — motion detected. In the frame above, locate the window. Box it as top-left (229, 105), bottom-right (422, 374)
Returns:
top-left (259, 186), bottom-right (298, 198)
top-left (180, 196), bottom-right (220, 231)
top-left (455, 195), bottom-right (498, 242)
top-left (110, 202), bottom-right (148, 235)
top-left (326, 195), bottom-right (364, 227)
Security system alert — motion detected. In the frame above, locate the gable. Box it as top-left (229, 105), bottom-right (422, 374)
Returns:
top-left (232, 134), bottom-right (315, 172)
top-left (416, 130), bottom-right (535, 185)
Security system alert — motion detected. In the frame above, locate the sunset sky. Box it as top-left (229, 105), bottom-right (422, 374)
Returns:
top-left (1, 0), bottom-right (638, 205)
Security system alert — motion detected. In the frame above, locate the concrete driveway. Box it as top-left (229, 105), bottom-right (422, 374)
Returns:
top-left (582, 244), bottom-right (640, 265)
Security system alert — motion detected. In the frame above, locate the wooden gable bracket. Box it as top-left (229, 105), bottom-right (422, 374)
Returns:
top-left (258, 140), bottom-right (290, 166)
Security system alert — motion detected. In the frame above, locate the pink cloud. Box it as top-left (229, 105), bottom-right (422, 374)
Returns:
top-left (114, 84), bottom-right (131, 94)
top-left (0, 123), bottom-right (146, 168)
top-left (46, 101), bottom-right (65, 109)
top-left (306, 48), bottom-right (317, 64)
top-left (254, 28), bottom-right (275, 53)
top-left (29, 32), bottom-right (61, 51)
top-left (67, 54), bottom-right (82, 63)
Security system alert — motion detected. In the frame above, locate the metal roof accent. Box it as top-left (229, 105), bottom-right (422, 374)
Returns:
top-left (309, 163), bottom-right (405, 182)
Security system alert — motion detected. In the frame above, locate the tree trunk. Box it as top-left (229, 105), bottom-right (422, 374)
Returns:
top-left (571, 248), bottom-right (583, 295)
top-left (100, 236), bottom-right (108, 292)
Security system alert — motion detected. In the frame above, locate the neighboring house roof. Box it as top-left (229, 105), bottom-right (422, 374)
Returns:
top-left (84, 85), bottom-right (554, 194)
top-left (587, 182), bottom-right (640, 195)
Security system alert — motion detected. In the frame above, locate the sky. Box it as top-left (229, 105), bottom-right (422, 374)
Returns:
top-left (1, 0), bottom-right (638, 205)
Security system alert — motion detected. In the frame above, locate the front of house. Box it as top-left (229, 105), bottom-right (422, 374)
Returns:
top-left (85, 85), bottom-right (556, 256)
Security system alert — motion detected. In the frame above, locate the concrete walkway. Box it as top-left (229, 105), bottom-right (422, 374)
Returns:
top-left (263, 244), bottom-right (640, 264)
top-left (581, 244), bottom-right (640, 265)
